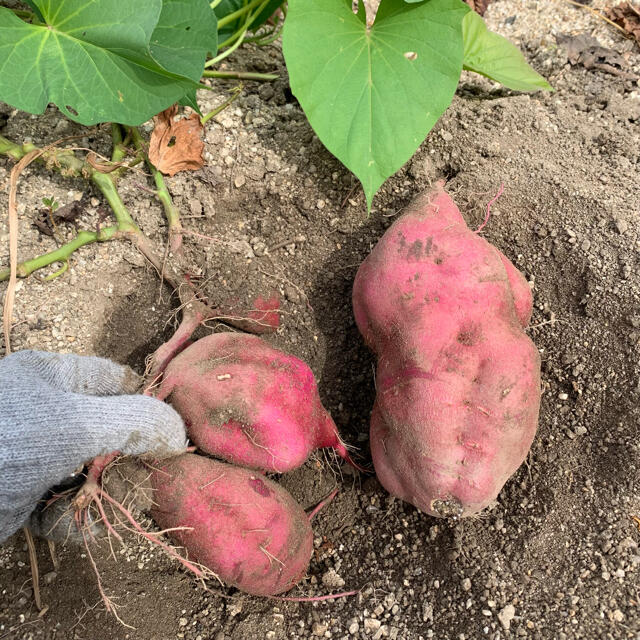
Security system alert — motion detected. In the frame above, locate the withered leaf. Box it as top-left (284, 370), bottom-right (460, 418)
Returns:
top-left (32, 200), bottom-right (85, 237)
top-left (464, 0), bottom-right (494, 16)
top-left (605, 2), bottom-right (640, 45)
top-left (32, 214), bottom-right (55, 237)
top-left (556, 33), bottom-right (600, 64)
top-left (53, 200), bottom-right (84, 223)
top-left (556, 33), bottom-right (638, 79)
top-left (148, 104), bottom-right (205, 177)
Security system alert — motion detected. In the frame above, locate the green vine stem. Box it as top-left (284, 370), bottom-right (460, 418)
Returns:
top-left (208, 0), bottom-right (271, 66)
top-left (0, 130), bottom-right (139, 235)
top-left (0, 131), bottom-right (141, 281)
top-left (0, 227), bottom-right (118, 281)
top-left (202, 70), bottom-right (278, 81)
top-left (209, 25), bottom-right (249, 66)
top-left (243, 3), bottom-right (286, 46)
top-left (91, 172), bottom-right (138, 233)
top-left (0, 136), bottom-right (26, 161)
top-left (200, 86), bottom-right (243, 125)
top-left (129, 127), bottom-right (183, 255)
top-left (0, 131), bottom-right (279, 342)
top-left (217, 0), bottom-right (266, 29)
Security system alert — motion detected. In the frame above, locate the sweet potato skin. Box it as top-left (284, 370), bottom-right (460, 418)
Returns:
top-left (353, 185), bottom-right (541, 517)
top-left (158, 333), bottom-right (348, 473)
top-left (150, 453), bottom-right (313, 596)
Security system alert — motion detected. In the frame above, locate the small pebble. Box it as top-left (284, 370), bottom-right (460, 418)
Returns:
top-left (615, 219), bottom-right (628, 234)
top-left (364, 618), bottom-right (381, 634)
top-left (498, 604), bottom-right (516, 630)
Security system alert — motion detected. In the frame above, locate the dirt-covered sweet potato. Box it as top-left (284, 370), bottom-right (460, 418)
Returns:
top-left (150, 453), bottom-right (313, 596)
top-left (352, 184), bottom-right (541, 517)
top-left (157, 333), bottom-right (354, 473)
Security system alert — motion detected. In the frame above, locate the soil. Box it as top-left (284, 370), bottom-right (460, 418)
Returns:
top-left (1, 1), bottom-right (640, 640)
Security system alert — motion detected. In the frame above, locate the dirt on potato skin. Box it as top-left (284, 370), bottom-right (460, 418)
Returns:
top-left (1, 2), bottom-right (640, 640)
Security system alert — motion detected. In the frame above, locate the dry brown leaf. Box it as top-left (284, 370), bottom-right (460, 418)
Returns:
top-left (556, 33), bottom-right (639, 79)
top-left (605, 2), bottom-right (640, 45)
top-left (464, 0), bottom-right (494, 16)
top-left (148, 105), bottom-right (204, 177)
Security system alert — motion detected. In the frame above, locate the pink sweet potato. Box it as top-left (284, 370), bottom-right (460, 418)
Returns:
top-left (150, 453), bottom-right (313, 596)
top-left (157, 333), bottom-right (353, 473)
top-left (352, 184), bottom-right (541, 517)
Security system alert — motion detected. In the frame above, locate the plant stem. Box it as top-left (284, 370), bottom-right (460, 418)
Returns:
top-left (90, 172), bottom-right (138, 232)
top-left (0, 133), bottom-right (280, 339)
top-left (94, 125), bottom-right (139, 232)
top-left (110, 123), bottom-right (128, 164)
top-left (242, 26), bottom-right (276, 43)
top-left (215, 27), bottom-right (249, 55)
top-left (0, 132), bottom-right (138, 280)
top-left (200, 86), bottom-right (243, 125)
top-left (210, 0), bottom-right (224, 9)
top-left (249, 26), bottom-right (284, 46)
top-left (129, 127), bottom-right (183, 255)
top-left (244, 4), bottom-right (286, 46)
top-left (209, 0), bottom-right (272, 63)
top-left (202, 70), bottom-right (278, 81)
top-left (0, 134), bottom-right (84, 174)
top-left (0, 227), bottom-right (118, 281)
top-left (217, 0), bottom-right (265, 29)
top-left (0, 136), bottom-right (29, 161)
top-left (151, 170), bottom-right (182, 253)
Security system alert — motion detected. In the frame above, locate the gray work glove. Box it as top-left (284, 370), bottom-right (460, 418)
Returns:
top-left (0, 350), bottom-right (187, 543)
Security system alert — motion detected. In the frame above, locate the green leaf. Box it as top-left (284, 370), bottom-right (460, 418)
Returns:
top-left (462, 11), bottom-right (552, 92)
top-left (283, 0), bottom-right (468, 208)
top-left (179, 89), bottom-right (202, 114)
top-left (150, 0), bottom-right (218, 82)
top-left (0, 0), bottom-right (206, 126)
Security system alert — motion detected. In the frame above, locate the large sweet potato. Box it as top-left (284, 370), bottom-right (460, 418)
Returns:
top-left (151, 453), bottom-right (313, 596)
top-left (352, 184), bottom-right (541, 517)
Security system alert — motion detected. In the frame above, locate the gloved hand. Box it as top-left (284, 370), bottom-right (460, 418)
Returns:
top-left (0, 350), bottom-right (187, 543)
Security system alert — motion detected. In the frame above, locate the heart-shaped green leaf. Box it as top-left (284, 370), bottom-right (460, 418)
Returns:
top-left (462, 11), bottom-right (552, 92)
top-left (0, 0), bottom-right (209, 125)
top-left (283, 0), bottom-right (469, 208)
top-left (151, 0), bottom-right (217, 82)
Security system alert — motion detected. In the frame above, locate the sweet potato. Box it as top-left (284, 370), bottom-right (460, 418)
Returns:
top-left (157, 333), bottom-right (353, 473)
top-left (150, 453), bottom-right (313, 596)
top-left (352, 184), bottom-right (541, 517)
